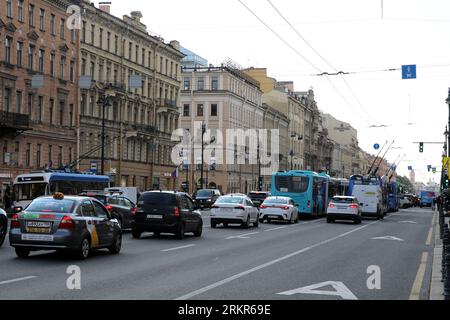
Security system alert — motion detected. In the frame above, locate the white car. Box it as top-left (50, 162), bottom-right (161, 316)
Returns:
top-left (210, 194), bottom-right (259, 228)
top-left (327, 196), bottom-right (362, 224)
top-left (259, 196), bottom-right (299, 224)
top-left (0, 208), bottom-right (8, 247)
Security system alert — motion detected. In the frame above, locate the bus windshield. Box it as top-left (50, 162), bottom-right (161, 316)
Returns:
top-left (14, 183), bottom-right (48, 201)
top-left (275, 176), bottom-right (309, 193)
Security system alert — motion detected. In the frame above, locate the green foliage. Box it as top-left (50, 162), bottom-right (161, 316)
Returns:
top-left (396, 176), bottom-right (414, 194)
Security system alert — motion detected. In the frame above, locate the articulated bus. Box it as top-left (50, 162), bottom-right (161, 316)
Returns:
top-left (328, 178), bottom-right (349, 198)
top-left (13, 171), bottom-right (110, 209)
top-left (271, 171), bottom-right (329, 217)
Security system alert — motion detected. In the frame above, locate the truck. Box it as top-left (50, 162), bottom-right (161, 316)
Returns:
top-left (105, 187), bottom-right (138, 204)
top-left (420, 191), bottom-right (436, 208)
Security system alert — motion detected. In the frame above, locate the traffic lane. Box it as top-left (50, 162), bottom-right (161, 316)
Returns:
top-left (0, 217), bottom-right (359, 299)
top-left (183, 209), bottom-right (434, 300)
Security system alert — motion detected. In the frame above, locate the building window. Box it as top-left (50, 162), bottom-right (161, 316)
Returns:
top-left (37, 96), bottom-right (43, 122)
top-left (58, 146), bottom-right (63, 167)
top-left (128, 42), bottom-right (132, 60)
top-left (29, 4), bottom-right (35, 27)
top-left (165, 59), bottom-right (168, 75)
top-left (114, 35), bottom-right (118, 55)
top-left (69, 104), bottom-right (74, 127)
top-left (16, 42), bottom-right (23, 66)
top-left (49, 99), bottom-right (54, 125)
top-left (18, 0), bottom-right (24, 21)
top-left (28, 44), bottom-right (34, 70)
top-left (81, 94), bottom-right (86, 115)
top-left (183, 104), bottom-right (190, 117)
top-left (197, 104), bottom-right (204, 117)
top-left (91, 24), bottom-right (95, 45)
top-left (135, 45), bottom-right (139, 63)
top-left (50, 53), bottom-right (55, 76)
top-left (70, 29), bottom-right (75, 44)
top-left (142, 48), bottom-right (145, 66)
top-left (27, 94), bottom-right (33, 118)
top-left (16, 91), bottom-right (22, 114)
top-left (197, 77), bottom-right (205, 90)
top-left (60, 18), bottom-right (65, 39)
top-left (2, 141), bottom-right (7, 164)
top-left (60, 56), bottom-right (66, 79)
top-left (211, 104), bottom-right (218, 117)
top-left (106, 32), bottom-right (111, 52)
top-left (99, 28), bottom-right (103, 49)
top-left (81, 58), bottom-right (86, 76)
top-left (38, 49), bottom-right (44, 73)
top-left (90, 61), bottom-right (95, 77)
top-left (50, 14), bottom-right (55, 35)
top-left (70, 61), bottom-right (75, 82)
top-left (39, 9), bottom-right (45, 31)
top-left (6, 0), bottom-right (12, 17)
top-left (36, 144), bottom-right (41, 168)
top-left (4, 37), bottom-right (12, 63)
top-left (82, 21), bottom-right (86, 42)
top-left (48, 145), bottom-right (52, 165)
top-left (183, 78), bottom-right (190, 91)
top-left (59, 101), bottom-right (64, 126)
top-left (160, 57), bottom-right (163, 73)
top-left (98, 63), bottom-right (103, 82)
top-left (4, 88), bottom-right (11, 113)
top-left (25, 143), bottom-right (31, 167)
top-left (211, 77), bottom-right (219, 90)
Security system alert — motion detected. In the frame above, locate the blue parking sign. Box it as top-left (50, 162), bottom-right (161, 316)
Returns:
top-left (402, 65), bottom-right (416, 79)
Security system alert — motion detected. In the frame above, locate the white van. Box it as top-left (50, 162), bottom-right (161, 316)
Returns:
top-left (351, 184), bottom-right (384, 220)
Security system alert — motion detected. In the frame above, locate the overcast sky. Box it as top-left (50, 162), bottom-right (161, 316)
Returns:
top-left (108, 0), bottom-right (450, 183)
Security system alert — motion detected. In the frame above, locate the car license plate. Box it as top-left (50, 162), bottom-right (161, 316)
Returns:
top-left (337, 206), bottom-right (346, 209)
top-left (147, 214), bottom-right (163, 219)
top-left (269, 215), bottom-right (279, 219)
top-left (21, 234), bottom-right (54, 242)
top-left (27, 221), bottom-right (52, 228)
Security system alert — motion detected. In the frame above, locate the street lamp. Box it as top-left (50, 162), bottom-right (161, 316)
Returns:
top-left (97, 94), bottom-right (112, 176)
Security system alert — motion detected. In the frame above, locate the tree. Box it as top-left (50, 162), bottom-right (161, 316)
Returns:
top-left (397, 176), bottom-right (414, 194)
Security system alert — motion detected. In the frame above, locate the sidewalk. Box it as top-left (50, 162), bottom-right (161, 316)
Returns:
top-left (430, 210), bottom-right (445, 300)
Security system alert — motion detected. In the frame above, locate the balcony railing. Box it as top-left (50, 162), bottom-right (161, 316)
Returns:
top-left (0, 111), bottom-right (30, 128)
top-left (158, 98), bottom-right (177, 108)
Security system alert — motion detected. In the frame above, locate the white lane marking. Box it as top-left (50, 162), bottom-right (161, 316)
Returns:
top-left (399, 221), bottom-right (417, 224)
top-left (0, 276), bottom-right (38, 286)
top-left (409, 252), bottom-right (429, 300)
top-left (426, 227), bottom-right (433, 246)
top-left (371, 236), bottom-right (404, 242)
top-left (175, 220), bottom-right (380, 300)
top-left (277, 281), bottom-right (358, 300)
top-left (226, 232), bottom-right (259, 240)
top-left (264, 226), bottom-right (289, 232)
top-left (161, 244), bottom-right (196, 252)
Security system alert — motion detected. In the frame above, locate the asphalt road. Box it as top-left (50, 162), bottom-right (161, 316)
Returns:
top-left (0, 207), bottom-right (436, 300)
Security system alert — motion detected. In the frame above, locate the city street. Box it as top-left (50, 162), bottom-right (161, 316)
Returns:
top-left (0, 207), bottom-right (436, 300)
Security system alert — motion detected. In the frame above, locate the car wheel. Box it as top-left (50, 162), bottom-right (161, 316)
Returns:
top-left (109, 233), bottom-right (122, 254)
top-left (289, 213), bottom-right (295, 224)
top-left (15, 247), bottom-right (30, 258)
top-left (176, 223), bottom-right (185, 240)
top-left (0, 218), bottom-right (7, 247)
top-left (76, 237), bottom-right (90, 260)
top-left (193, 223), bottom-right (203, 237)
top-left (132, 227), bottom-right (142, 239)
top-left (242, 216), bottom-right (250, 229)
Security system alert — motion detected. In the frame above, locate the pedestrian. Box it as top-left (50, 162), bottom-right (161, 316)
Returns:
top-left (432, 197), bottom-right (436, 211)
top-left (3, 185), bottom-right (11, 211)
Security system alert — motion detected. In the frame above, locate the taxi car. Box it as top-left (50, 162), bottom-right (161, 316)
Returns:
top-left (9, 193), bottom-right (122, 259)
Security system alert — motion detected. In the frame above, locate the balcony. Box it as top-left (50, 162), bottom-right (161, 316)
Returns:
top-left (158, 98), bottom-right (177, 108)
top-left (0, 111), bottom-right (31, 138)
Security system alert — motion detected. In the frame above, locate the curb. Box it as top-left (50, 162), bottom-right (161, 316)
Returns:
top-left (430, 210), bottom-right (444, 300)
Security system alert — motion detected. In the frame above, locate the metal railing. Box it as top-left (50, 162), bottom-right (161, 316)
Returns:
top-left (0, 111), bottom-right (30, 128)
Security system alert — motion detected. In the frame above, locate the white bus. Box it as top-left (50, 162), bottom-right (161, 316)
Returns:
top-left (13, 171), bottom-right (110, 209)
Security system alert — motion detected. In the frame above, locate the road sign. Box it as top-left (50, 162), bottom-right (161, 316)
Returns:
top-left (374, 143), bottom-right (380, 150)
top-left (90, 161), bottom-right (98, 173)
top-left (402, 65), bottom-right (417, 80)
top-left (408, 166), bottom-right (413, 171)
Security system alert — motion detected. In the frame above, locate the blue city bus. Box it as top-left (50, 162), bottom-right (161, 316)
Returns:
top-left (387, 181), bottom-right (399, 212)
top-left (271, 171), bottom-right (329, 217)
top-left (329, 178), bottom-right (349, 198)
top-left (13, 171), bottom-right (110, 208)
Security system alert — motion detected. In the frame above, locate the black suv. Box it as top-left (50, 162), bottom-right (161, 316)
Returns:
top-left (248, 191), bottom-right (270, 208)
top-left (132, 191), bottom-right (203, 240)
top-left (79, 191), bottom-right (136, 230)
top-left (194, 189), bottom-right (221, 209)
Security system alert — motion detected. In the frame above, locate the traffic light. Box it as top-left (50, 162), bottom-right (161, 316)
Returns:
top-left (419, 142), bottom-right (424, 153)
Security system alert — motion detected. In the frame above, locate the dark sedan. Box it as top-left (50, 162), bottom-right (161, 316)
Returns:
top-left (9, 193), bottom-right (122, 259)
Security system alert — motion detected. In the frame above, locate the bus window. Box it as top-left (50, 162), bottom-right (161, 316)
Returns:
top-left (14, 183), bottom-right (47, 201)
top-left (292, 176), bottom-right (309, 193)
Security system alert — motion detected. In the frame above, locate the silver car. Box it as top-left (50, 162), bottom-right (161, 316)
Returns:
top-left (327, 196), bottom-right (362, 224)
top-left (9, 193), bottom-right (122, 259)
top-left (0, 208), bottom-right (7, 247)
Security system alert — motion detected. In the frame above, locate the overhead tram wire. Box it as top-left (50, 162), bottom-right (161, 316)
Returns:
top-left (266, 0), bottom-right (387, 134)
top-left (237, 0), bottom-right (377, 131)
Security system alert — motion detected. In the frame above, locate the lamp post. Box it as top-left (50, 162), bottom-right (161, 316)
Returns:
top-left (200, 122), bottom-right (206, 190)
top-left (97, 94), bottom-right (112, 176)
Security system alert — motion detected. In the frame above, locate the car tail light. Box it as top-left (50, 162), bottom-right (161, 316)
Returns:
top-left (260, 205), bottom-right (268, 209)
top-left (105, 205), bottom-right (113, 213)
top-left (174, 207), bottom-right (180, 217)
top-left (349, 204), bottom-right (358, 209)
top-left (279, 206), bottom-right (290, 210)
top-left (59, 216), bottom-right (75, 230)
top-left (131, 207), bottom-right (137, 216)
top-left (328, 203), bottom-right (335, 208)
top-left (234, 205), bottom-right (245, 210)
top-left (11, 213), bottom-right (20, 228)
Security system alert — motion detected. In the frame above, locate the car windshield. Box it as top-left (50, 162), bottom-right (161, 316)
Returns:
top-left (26, 198), bottom-right (76, 213)
top-left (249, 193), bottom-right (268, 199)
top-left (139, 193), bottom-right (176, 205)
top-left (332, 197), bottom-right (354, 203)
top-left (197, 190), bottom-right (214, 197)
top-left (216, 197), bottom-right (244, 204)
top-left (264, 198), bottom-right (288, 204)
